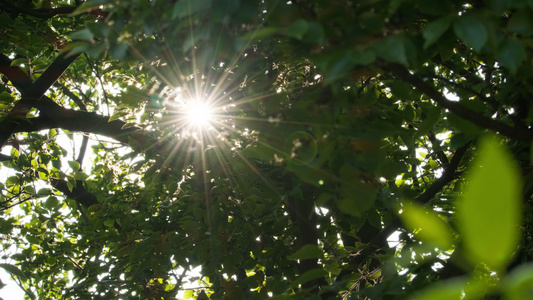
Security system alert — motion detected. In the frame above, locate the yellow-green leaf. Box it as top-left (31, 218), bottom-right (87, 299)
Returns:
top-left (109, 110), bottom-right (128, 122)
top-left (400, 200), bottom-right (454, 249)
top-left (503, 263), bottom-right (533, 300)
top-left (457, 135), bottom-right (522, 271)
top-left (68, 160), bottom-right (80, 171)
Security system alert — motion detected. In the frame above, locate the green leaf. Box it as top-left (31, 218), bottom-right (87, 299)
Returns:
top-left (503, 263), bottom-right (533, 300)
top-left (109, 43), bottom-right (129, 60)
top-left (350, 49), bottom-right (376, 65)
top-left (507, 10), bottom-right (533, 36)
top-left (67, 178), bottom-right (75, 192)
top-left (172, 0), bottom-right (212, 19)
top-left (0, 264), bottom-right (26, 279)
top-left (291, 268), bottom-right (328, 287)
top-left (337, 165), bottom-right (378, 216)
top-left (6, 176), bottom-right (19, 186)
top-left (457, 135), bottom-right (522, 271)
top-left (423, 17), bottom-right (452, 49)
top-left (69, 29), bottom-right (94, 42)
top-left (183, 290), bottom-right (194, 299)
top-left (68, 160), bottom-right (80, 171)
top-left (416, 0), bottom-right (453, 16)
top-left (373, 35), bottom-right (408, 65)
top-left (74, 172), bottom-right (89, 180)
top-left (284, 19), bottom-right (308, 40)
top-left (37, 188), bottom-right (51, 196)
top-left (10, 58), bottom-right (27, 67)
top-left (104, 219), bottom-right (115, 227)
top-left (108, 110), bottom-right (128, 122)
top-left (412, 277), bottom-right (486, 300)
top-left (302, 22), bottom-right (325, 44)
top-left (288, 244), bottom-right (323, 260)
top-left (0, 91), bottom-right (14, 103)
top-left (70, 0), bottom-right (112, 16)
top-left (399, 201), bottom-right (454, 249)
top-left (45, 196), bottom-right (59, 210)
top-left (23, 186), bottom-right (35, 194)
top-left (453, 16), bottom-right (488, 52)
top-left (497, 39), bottom-right (526, 72)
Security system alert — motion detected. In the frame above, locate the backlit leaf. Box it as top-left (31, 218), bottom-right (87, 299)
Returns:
top-left (399, 200), bottom-right (454, 249)
top-left (457, 135), bottom-right (522, 270)
top-left (503, 263), bottom-right (533, 300)
top-left (68, 161), bottom-right (80, 171)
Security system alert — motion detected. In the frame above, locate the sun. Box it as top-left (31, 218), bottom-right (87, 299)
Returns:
top-left (169, 87), bottom-right (218, 133)
top-left (185, 99), bottom-right (214, 129)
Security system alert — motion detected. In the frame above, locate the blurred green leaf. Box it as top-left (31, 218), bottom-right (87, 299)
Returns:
top-left (503, 263), bottom-right (533, 300)
top-left (507, 10), bottom-right (533, 36)
top-left (288, 244), bottom-right (323, 260)
top-left (399, 200), bottom-right (454, 249)
top-left (457, 136), bottom-right (522, 271)
top-left (74, 172), bottom-right (89, 180)
top-left (45, 196), bottom-right (60, 210)
top-left (423, 17), bottom-right (452, 49)
top-left (69, 29), bottom-right (94, 42)
top-left (10, 58), bottom-right (27, 67)
top-left (172, 0), bottom-right (212, 19)
top-left (68, 161), bottom-right (80, 171)
top-left (373, 35), bottom-right (409, 65)
top-left (0, 264), bottom-right (26, 279)
top-left (497, 39), bottom-right (526, 72)
top-left (453, 16), bottom-right (488, 52)
top-left (284, 19), bottom-right (308, 40)
top-left (291, 268), bottom-right (328, 287)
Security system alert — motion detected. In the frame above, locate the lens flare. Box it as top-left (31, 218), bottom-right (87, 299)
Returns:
top-left (185, 99), bottom-right (213, 129)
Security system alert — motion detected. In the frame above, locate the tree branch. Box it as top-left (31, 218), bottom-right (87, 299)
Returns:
top-left (368, 143), bottom-right (471, 246)
top-left (0, 51), bottom-right (80, 149)
top-left (0, 54), bottom-right (33, 91)
top-left (0, 3), bottom-right (77, 19)
top-left (387, 64), bottom-right (533, 142)
top-left (415, 142), bottom-right (470, 205)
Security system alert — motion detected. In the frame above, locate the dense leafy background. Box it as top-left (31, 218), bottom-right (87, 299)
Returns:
top-left (1, 0), bottom-right (533, 299)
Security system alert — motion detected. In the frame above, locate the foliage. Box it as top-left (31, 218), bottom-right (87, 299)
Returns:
top-left (1, 0), bottom-right (533, 299)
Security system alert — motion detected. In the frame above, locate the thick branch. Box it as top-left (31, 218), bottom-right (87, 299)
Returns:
top-left (368, 143), bottom-right (470, 246)
top-left (7, 100), bottom-right (151, 147)
top-left (0, 3), bottom-right (77, 19)
top-left (0, 51), bottom-right (80, 148)
top-left (0, 54), bottom-right (33, 91)
top-left (415, 143), bottom-right (470, 204)
top-left (23, 51), bottom-right (80, 100)
top-left (387, 64), bottom-right (533, 142)
top-left (50, 178), bottom-right (98, 207)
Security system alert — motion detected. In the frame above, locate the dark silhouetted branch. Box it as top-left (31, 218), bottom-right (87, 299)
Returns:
top-left (387, 64), bottom-right (533, 143)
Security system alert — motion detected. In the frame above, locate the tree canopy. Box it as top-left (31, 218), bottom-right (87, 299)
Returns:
top-left (1, 0), bottom-right (533, 299)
